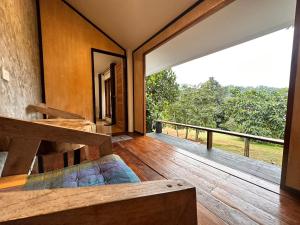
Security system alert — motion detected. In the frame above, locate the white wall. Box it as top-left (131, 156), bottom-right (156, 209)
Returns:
top-left (94, 74), bottom-right (100, 119)
top-left (102, 70), bottom-right (111, 119)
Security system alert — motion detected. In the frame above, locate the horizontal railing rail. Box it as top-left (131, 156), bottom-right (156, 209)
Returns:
top-left (155, 120), bottom-right (284, 157)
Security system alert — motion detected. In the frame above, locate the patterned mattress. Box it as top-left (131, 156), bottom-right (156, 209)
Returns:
top-left (24, 154), bottom-right (140, 190)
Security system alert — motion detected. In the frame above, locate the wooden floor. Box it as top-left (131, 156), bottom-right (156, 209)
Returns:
top-left (113, 136), bottom-right (300, 225)
top-left (96, 120), bottom-right (125, 135)
top-left (148, 133), bottom-right (281, 184)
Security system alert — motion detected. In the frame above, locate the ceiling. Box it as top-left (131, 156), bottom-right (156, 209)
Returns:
top-left (146, 0), bottom-right (297, 76)
top-left (93, 53), bottom-right (122, 75)
top-left (66, 0), bottom-right (198, 50)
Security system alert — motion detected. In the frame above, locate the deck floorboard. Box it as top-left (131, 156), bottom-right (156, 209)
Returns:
top-left (113, 136), bottom-right (300, 225)
top-left (147, 133), bottom-right (281, 184)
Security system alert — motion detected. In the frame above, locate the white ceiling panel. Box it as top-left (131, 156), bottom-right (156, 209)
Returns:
top-left (93, 53), bottom-right (122, 75)
top-left (146, 0), bottom-right (297, 76)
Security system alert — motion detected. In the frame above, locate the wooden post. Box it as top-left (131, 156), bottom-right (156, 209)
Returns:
top-left (2, 138), bottom-right (41, 177)
top-left (244, 138), bottom-right (250, 157)
top-left (176, 125), bottom-right (179, 137)
top-left (207, 131), bottom-right (213, 150)
top-left (195, 129), bottom-right (199, 142)
top-left (185, 127), bottom-right (189, 139)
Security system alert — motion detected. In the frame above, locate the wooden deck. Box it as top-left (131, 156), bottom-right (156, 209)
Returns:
top-left (148, 133), bottom-right (282, 184)
top-left (1, 135), bottom-right (299, 224)
top-left (114, 135), bottom-right (300, 225)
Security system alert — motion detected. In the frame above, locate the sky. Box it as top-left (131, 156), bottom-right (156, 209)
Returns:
top-left (172, 28), bottom-right (294, 88)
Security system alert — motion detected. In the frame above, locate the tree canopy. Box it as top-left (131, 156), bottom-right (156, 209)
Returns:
top-left (146, 69), bottom-right (179, 131)
top-left (146, 69), bottom-right (288, 139)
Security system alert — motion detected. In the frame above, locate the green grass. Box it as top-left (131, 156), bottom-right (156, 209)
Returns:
top-left (162, 126), bottom-right (283, 166)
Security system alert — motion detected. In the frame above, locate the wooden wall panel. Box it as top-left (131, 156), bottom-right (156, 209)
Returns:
top-left (286, 76), bottom-right (300, 190)
top-left (283, 0), bottom-right (300, 192)
top-left (115, 62), bottom-right (126, 130)
top-left (39, 0), bottom-right (125, 121)
top-left (133, 52), bottom-right (146, 133)
top-left (133, 0), bottom-right (234, 133)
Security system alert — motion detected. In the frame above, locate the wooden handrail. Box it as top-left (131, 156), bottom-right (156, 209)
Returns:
top-left (27, 103), bottom-right (85, 119)
top-left (156, 120), bottom-right (284, 158)
top-left (156, 120), bottom-right (284, 145)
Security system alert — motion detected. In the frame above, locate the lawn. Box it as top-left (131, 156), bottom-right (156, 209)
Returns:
top-left (162, 125), bottom-right (283, 166)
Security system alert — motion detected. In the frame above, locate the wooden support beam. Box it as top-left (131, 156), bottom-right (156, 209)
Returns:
top-left (0, 179), bottom-right (197, 225)
top-left (244, 138), bottom-right (250, 157)
top-left (0, 116), bottom-right (112, 176)
top-left (207, 131), bottom-right (213, 150)
top-left (99, 138), bottom-right (113, 157)
top-left (1, 138), bottom-right (41, 177)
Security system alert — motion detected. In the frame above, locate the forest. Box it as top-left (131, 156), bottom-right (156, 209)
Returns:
top-left (146, 69), bottom-right (288, 140)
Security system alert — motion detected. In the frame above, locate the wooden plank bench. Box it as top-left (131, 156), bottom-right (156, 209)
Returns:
top-left (0, 116), bottom-right (197, 225)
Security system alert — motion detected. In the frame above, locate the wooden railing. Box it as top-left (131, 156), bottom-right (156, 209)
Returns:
top-left (155, 120), bottom-right (284, 157)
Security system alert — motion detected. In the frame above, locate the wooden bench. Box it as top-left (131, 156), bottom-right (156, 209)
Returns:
top-left (0, 116), bottom-right (197, 225)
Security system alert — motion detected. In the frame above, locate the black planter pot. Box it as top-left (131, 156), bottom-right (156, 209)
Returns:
top-left (155, 121), bottom-right (162, 133)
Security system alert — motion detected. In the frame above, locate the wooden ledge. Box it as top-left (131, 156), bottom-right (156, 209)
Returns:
top-left (0, 179), bottom-right (197, 225)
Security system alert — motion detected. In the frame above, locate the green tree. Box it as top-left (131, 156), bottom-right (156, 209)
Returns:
top-left (166, 77), bottom-right (224, 128)
top-left (146, 70), bottom-right (288, 139)
top-left (146, 69), bottom-right (179, 131)
top-left (221, 86), bottom-right (287, 139)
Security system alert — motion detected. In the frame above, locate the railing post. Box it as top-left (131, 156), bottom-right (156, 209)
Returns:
top-left (195, 129), bottom-right (199, 141)
top-left (244, 138), bottom-right (250, 157)
top-left (185, 127), bottom-right (189, 139)
top-left (207, 131), bottom-right (213, 150)
top-left (155, 121), bottom-right (162, 133)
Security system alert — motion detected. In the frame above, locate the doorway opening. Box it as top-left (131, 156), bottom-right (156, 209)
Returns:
top-left (144, 0), bottom-right (297, 185)
top-left (91, 49), bottom-right (127, 135)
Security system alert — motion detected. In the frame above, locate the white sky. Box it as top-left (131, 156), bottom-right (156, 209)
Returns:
top-left (172, 28), bottom-right (294, 88)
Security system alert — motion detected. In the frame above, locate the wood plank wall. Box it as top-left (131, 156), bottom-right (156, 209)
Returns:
top-left (283, 0), bottom-right (300, 192)
top-left (115, 62), bottom-right (126, 130)
top-left (132, 0), bottom-right (234, 133)
top-left (39, 0), bottom-right (125, 121)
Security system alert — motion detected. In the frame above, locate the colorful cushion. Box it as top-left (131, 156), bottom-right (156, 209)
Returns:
top-left (24, 154), bottom-right (140, 190)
